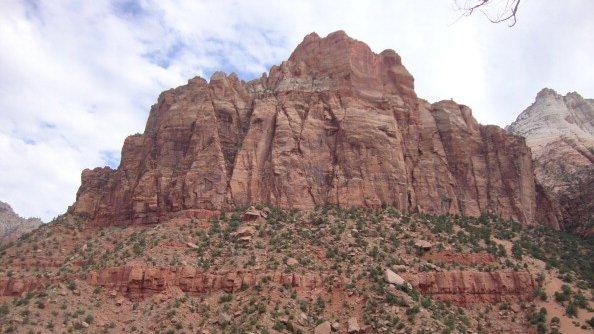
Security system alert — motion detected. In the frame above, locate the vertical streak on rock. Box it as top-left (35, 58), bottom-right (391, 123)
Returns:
top-left (70, 31), bottom-right (558, 228)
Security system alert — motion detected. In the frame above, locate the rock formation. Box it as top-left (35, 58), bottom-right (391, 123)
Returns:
top-left (0, 201), bottom-right (42, 246)
top-left (71, 31), bottom-right (558, 228)
top-left (86, 265), bottom-right (343, 299)
top-left (507, 89), bottom-right (594, 234)
top-left (405, 270), bottom-right (536, 305)
top-left (1, 264), bottom-right (535, 308)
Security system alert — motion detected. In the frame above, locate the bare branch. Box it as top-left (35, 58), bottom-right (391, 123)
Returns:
top-left (455, 0), bottom-right (521, 26)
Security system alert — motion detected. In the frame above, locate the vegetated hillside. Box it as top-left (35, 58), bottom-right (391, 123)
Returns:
top-left (0, 207), bottom-right (592, 333)
top-left (507, 88), bottom-right (594, 236)
top-left (0, 201), bottom-right (42, 247)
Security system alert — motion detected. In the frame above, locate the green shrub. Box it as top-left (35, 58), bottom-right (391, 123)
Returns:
top-left (566, 302), bottom-right (578, 317)
top-left (511, 242), bottom-right (523, 259)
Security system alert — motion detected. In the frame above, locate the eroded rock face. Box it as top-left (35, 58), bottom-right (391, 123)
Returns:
top-left (0, 276), bottom-right (46, 296)
top-left (0, 201), bottom-right (42, 246)
top-left (71, 31), bottom-right (557, 228)
top-left (2, 263), bottom-right (535, 308)
top-left (507, 89), bottom-right (594, 234)
top-left (86, 264), bottom-right (342, 299)
top-left (405, 270), bottom-right (535, 306)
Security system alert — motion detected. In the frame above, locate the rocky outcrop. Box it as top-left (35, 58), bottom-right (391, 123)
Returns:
top-left (423, 251), bottom-right (496, 266)
top-left (507, 89), bottom-right (594, 234)
top-left (0, 201), bottom-right (42, 246)
top-left (0, 276), bottom-right (52, 296)
top-left (87, 264), bottom-right (342, 299)
top-left (0, 265), bottom-right (342, 298)
top-left (4, 266), bottom-right (534, 307)
top-left (71, 31), bottom-right (557, 228)
top-left (405, 270), bottom-right (535, 305)
top-left (3, 264), bottom-right (534, 308)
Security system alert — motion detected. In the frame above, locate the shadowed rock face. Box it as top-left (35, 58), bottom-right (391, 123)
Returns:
top-left (507, 89), bottom-right (594, 235)
top-left (0, 201), bottom-right (42, 246)
top-left (71, 31), bottom-right (558, 228)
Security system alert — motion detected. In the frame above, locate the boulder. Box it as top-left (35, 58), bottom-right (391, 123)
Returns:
top-left (235, 225), bottom-right (256, 238)
top-left (331, 322), bottom-right (341, 331)
top-left (243, 206), bottom-right (265, 221)
top-left (385, 268), bottom-right (406, 287)
top-left (414, 240), bottom-right (432, 251)
top-left (314, 321), bottom-right (332, 334)
top-left (347, 317), bottom-right (360, 333)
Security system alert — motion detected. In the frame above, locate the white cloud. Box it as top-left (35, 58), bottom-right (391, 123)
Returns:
top-left (0, 0), bottom-right (593, 220)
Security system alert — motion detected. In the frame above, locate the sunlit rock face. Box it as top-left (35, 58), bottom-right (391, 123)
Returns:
top-left (71, 31), bottom-right (558, 228)
top-left (507, 88), bottom-right (594, 234)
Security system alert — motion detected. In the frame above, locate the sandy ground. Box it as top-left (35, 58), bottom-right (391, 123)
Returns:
top-left (494, 237), bottom-right (594, 333)
top-left (537, 274), bottom-right (593, 334)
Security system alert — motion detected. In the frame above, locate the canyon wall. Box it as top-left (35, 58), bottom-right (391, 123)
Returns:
top-left (71, 31), bottom-right (558, 228)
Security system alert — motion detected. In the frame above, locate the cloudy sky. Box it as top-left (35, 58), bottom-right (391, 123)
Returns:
top-left (1, 0), bottom-right (593, 221)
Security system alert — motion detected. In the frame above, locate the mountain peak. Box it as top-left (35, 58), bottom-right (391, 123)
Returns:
top-left (507, 89), bottom-right (594, 234)
top-left (283, 30), bottom-right (415, 98)
top-left (535, 87), bottom-right (559, 99)
top-left (0, 201), bottom-right (42, 246)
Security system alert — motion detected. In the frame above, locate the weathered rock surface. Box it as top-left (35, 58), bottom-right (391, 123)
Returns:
top-left (314, 321), bottom-right (331, 334)
top-left (423, 251), bottom-right (496, 266)
top-left (405, 270), bottom-right (535, 306)
top-left (86, 264), bottom-right (345, 299)
top-left (0, 201), bottom-right (42, 246)
top-left (71, 31), bottom-right (557, 228)
top-left (507, 89), bottom-right (593, 234)
top-left (384, 268), bottom-right (406, 286)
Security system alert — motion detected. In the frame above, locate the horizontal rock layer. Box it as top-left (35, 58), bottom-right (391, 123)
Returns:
top-left (71, 31), bottom-right (557, 228)
top-left (87, 265), bottom-right (342, 298)
top-left (1, 265), bottom-right (536, 307)
top-left (404, 270), bottom-right (535, 305)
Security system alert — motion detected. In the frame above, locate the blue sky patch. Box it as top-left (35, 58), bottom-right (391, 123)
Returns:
top-left (112, 0), bottom-right (145, 18)
top-left (100, 150), bottom-right (121, 168)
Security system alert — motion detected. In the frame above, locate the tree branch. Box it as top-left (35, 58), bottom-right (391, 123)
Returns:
top-left (456, 0), bottom-right (521, 26)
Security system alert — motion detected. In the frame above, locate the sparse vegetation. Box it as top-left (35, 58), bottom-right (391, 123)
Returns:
top-left (0, 207), bottom-right (592, 333)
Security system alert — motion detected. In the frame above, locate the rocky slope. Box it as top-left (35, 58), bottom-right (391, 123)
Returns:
top-left (0, 201), bottom-right (41, 246)
top-left (1, 206), bottom-right (593, 333)
top-left (507, 89), bottom-right (594, 234)
top-left (71, 31), bottom-right (558, 229)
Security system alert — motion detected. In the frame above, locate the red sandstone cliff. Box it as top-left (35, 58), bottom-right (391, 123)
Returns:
top-left (71, 31), bottom-right (558, 228)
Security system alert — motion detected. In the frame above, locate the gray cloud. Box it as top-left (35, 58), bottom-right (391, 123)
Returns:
top-left (0, 0), bottom-right (592, 220)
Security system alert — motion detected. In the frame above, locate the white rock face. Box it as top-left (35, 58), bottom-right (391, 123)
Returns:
top-left (507, 88), bottom-right (593, 192)
top-left (0, 201), bottom-right (42, 246)
top-left (506, 88), bottom-right (593, 234)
